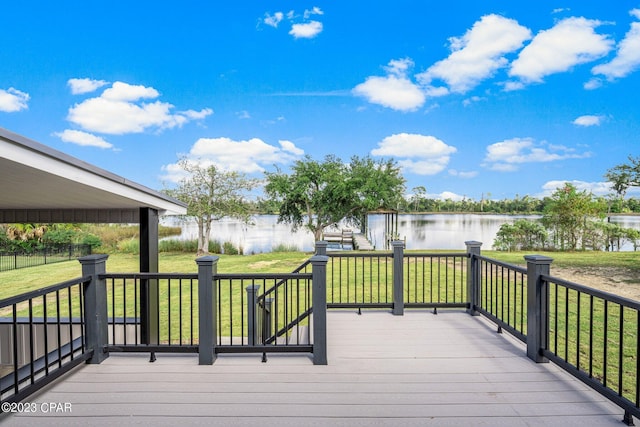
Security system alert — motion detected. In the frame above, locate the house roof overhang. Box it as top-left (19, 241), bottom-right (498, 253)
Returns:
top-left (0, 127), bottom-right (187, 223)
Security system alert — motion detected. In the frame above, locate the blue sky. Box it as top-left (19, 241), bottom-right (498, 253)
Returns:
top-left (2, 1), bottom-right (640, 201)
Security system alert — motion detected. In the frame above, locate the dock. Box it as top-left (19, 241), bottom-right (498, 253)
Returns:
top-left (352, 233), bottom-right (374, 250)
top-left (323, 230), bottom-right (374, 250)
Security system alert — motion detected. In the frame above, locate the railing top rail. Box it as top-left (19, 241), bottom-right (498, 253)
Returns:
top-left (0, 275), bottom-right (91, 309)
top-left (217, 272), bottom-right (312, 280)
top-left (327, 252), bottom-right (393, 258)
top-left (475, 254), bottom-right (527, 274)
top-left (100, 272), bottom-right (198, 280)
top-left (403, 252), bottom-right (469, 258)
top-left (542, 273), bottom-right (640, 310)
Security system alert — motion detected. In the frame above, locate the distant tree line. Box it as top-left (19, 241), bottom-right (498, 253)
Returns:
top-left (254, 193), bottom-right (640, 215)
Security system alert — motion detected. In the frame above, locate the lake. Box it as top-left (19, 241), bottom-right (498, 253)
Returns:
top-left (162, 214), bottom-right (640, 253)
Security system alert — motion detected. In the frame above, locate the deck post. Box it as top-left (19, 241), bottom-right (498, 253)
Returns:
top-left (197, 256), bottom-right (219, 365)
top-left (465, 241), bottom-right (482, 316)
top-left (246, 284), bottom-right (260, 346)
top-left (139, 207), bottom-right (159, 346)
top-left (79, 254), bottom-right (110, 364)
top-left (392, 241), bottom-right (404, 316)
top-left (315, 240), bottom-right (328, 256)
top-left (525, 255), bottom-right (553, 363)
top-left (311, 255), bottom-right (329, 365)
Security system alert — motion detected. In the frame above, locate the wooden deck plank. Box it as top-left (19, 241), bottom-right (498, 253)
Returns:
top-left (1, 310), bottom-right (629, 426)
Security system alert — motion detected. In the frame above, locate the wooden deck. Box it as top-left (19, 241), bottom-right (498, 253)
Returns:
top-left (2, 311), bottom-right (629, 426)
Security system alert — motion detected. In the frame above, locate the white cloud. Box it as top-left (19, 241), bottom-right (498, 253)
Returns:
top-left (304, 7), bottom-right (323, 19)
top-left (462, 96), bottom-right (486, 107)
top-left (162, 137), bottom-right (305, 180)
top-left (538, 180), bottom-right (615, 197)
top-left (67, 81), bottom-right (212, 134)
top-left (584, 78), bottom-right (603, 90)
top-left (572, 115), bottom-right (604, 126)
top-left (101, 81), bottom-right (159, 101)
top-left (236, 110), bottom-right (251, 119)
top-left (434, 191), bottom-right (466, 201)
top-left (289, 21), bottom-right (323, 39)
top-left (181, 108), bottom-right (214, 119)
top-left (509, 17), bottom-right (614, 84)
top-left (264, 11), bottom-right (284, 28)
top-left (279, 140), bottom-right (304, 155)
top-left (448, 169), bottom-right (478, 178)
top-left (67, 78), bottom-right (109, 95)
top-left (353, 58), bottom-right (425, 111)
top-left (483, 137), bottom-right (592, 171)
top-left (0, 88), bottom-right (29, 112)
top-left (264, 8), bottom-right (325, 39)
top-left (417, 14), bottom-right (531, 93)
top-left (502, 80), bottom-right (526, 91)
top-left (592, 10), bottom-right (640, 80)
top-left (54, 129), bottom-right (113, 149)
top-left (371, 133), bottom-right (457, 175)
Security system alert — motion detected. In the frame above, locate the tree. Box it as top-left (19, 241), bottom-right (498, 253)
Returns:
top-left (165, 159), bottom-right (257, 255)
top-left (411, 186), bottom-right (427, 212)
top-left (264, 155), bottom-right (405, 240)
top-left (542, 183), bottom-right (606, 250)
top-left (605, 155), bottom-right (640, 198)
top-left (493, 219), bottom-right (548, 251)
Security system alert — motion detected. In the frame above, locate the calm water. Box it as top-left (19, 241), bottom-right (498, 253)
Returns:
top-left (162, 214), bottom-right (640, 253)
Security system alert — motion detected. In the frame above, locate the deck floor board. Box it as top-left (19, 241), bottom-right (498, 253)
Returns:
top-left (1, 310), bottom-right (630, 426)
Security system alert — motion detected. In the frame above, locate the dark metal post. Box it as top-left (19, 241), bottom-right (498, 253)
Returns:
top-left (246, 284), bottom-right (260, 346)
top-left (315, 240), bottom-right (328, 256)
top-left (197, 256), bottom-right (218, 365)
top-left (311, 255), bottom-right (328, 365)
top-left (525, 255), bottom-right (553, 363)
top-left (79, 254), bottom-right (110, 364)
top-left (392, 241), bottom-right (404, 316)
top-left (465, 241), bottom-right (482, 316)
top-left (140, 207), bottom-right (159, 345)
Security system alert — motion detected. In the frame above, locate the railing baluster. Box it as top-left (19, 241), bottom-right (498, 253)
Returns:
top-left (604, 300), bottom-right (609, 388)
top-left (619, 305), bottom-right (624, 397)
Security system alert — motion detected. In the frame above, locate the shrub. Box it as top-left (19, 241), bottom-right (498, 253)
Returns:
top-left (117, 238), bottom-right (139, 254)
top-left (271, 243), bottom-right (300, 252)
top-left (82, 234), bottom-right (102, 249)
top-left (493, 219), bottom-right (548, 251)
top-left (222, 241), bottom-right (240, 255)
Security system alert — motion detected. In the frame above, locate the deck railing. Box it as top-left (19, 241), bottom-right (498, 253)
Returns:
top-left (101, 273), bottom-right (199, 353)
top-left (100, 266), bottom-right (319, 358)
top-left (539, 272), bottom-right (640, 425)
top-left (0, 275), bottom-right (93, 403)
top-left (475, 255), bottom-right (527, 341)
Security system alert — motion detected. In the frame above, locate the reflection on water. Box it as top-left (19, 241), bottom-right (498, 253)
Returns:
top-left (163, 214), bottom-right (640, 253)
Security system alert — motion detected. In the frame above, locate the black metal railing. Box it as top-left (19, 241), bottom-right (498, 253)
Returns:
top-left (325, 252), bottom-right (394, 309)
top-left (0, 276), bottom-right (92, 403)
top-left (403, 252), bottom-right (468, 309)
top-left (217, 272), bottom-right (313, 354)
top-left (101, 273), bottom-right (199, 353)
top-left (475, 255), bottom-right (527, 341)
top-left (540, 274), bottom-right (640, 423)
top-left (0, 244), bottom-right (92, 272)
